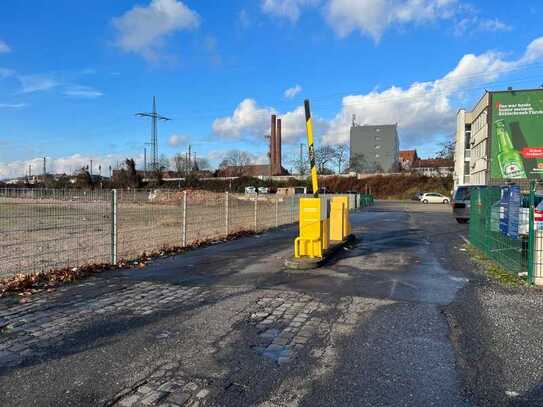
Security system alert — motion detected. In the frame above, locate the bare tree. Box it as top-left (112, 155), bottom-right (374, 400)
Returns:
top-left (219, 150), bottom-right (253, 176)
top-left (288, 150), bottom-right (309, 175)
top-left (173, 153), bottom-right (189, 175)
top-left (332, 144), bottom-right (348, 174)
top-left (193, 157), bottom-right (211, 171)
top-left (435, 140), bottom-right (455, 160)
top-left (158, 154), bottom-right (170, 172)
top-left (314, 145), bottom-right (335, 173)
top-left (349, 153), bottom-right (369, 173)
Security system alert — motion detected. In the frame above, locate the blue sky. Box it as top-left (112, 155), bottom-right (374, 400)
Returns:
top-left (1, 0), bottom-right (542, 178)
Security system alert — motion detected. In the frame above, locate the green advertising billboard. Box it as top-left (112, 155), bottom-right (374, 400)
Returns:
top-left (490, 89), bottom-right (543, 181)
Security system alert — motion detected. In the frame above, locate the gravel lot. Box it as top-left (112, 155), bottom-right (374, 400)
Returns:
top-left (444, 239), bottom-right (543, 406)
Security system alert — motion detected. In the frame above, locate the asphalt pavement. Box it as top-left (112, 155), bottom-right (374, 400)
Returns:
top-left (1, 200), bottom-right (541, 406)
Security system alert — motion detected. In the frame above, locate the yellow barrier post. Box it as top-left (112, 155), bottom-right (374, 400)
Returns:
top-left (290, 100), bottom-right (352, 266)
top-left (329, 196), bottom-right (351, 242)
top-left (295, 197), bottom-right (329, 258)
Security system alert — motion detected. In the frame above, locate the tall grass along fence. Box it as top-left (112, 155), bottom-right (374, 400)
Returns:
top-left (0, 189), bottom-right (371, 279)
top-left (468, 182), bottom-right (543, 285)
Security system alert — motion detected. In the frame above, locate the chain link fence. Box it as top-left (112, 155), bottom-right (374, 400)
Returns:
top-left (468, 182), bottom-right (543, 285)
top-left (0, 189), bottom-right (368, 279)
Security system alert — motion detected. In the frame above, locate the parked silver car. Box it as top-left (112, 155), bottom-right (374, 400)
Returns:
top-left (451, 185), bottom-right (486, 223)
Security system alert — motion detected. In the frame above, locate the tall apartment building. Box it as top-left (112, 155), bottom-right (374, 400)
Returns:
top-left (350, 123), bottom-right (400, 173)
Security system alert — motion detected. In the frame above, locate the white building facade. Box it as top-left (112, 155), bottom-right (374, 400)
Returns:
top-left (454, 92), bottom-right (490, 189)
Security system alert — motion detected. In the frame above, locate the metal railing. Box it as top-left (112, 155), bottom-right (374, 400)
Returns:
top-left (0, 189), bottom-right (369, 278)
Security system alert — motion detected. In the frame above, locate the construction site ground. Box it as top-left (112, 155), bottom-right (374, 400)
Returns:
top-left (1, 201), bottom-right (543, 406)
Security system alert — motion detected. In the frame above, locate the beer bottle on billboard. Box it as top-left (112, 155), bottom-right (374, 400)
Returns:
top-left (496, 120), bottom-right (527, 178)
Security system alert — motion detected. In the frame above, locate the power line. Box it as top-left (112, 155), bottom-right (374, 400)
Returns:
top-left (136, 96), bottom-right (171, 171)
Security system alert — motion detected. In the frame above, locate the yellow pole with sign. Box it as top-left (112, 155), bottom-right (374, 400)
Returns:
top-left (304, 100), bottom-right (319, 197)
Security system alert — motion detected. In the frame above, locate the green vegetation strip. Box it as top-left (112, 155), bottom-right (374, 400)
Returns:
top-left (465, 244), bottom-right (527, 287)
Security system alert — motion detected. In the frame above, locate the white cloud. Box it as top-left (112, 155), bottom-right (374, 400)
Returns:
top-left (284, 84), bottom-right (303, 99)
top-left (325, 0), bottom-right (458, 41)
top-left (323, 36), bottom-right (543, 146)
top-left (477, 18), bottom-right (512, 32)
top-left (0, 40), bottom-right (10, 53)
top-left (522, 37), bottom-right (543, 63)
top-left (262, 0), bottom-right (510, 42)
top-left (18, 74), bottom-right (59, 93)
top-left (455, 16), bottom-right (512, 36)
top-left (0, 103), bottom-right (27, 109)
top-left (261, 0), bottom-right (320, 22)
top-left (213, 99), bottom-right (275, 139)
top-left (212, 99), bottom-right (326, 144)
top-left (63, 85), bottom-right (103, 99)
top-left (0, 154), bottom-right (141, 180)
top-left (168, 134), bottom-right (188, 146)
top-left (113, 0), bottom-right (200, 61)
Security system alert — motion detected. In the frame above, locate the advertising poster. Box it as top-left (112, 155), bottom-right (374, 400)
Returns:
top-left (490, 90), bottom-right (543, 181)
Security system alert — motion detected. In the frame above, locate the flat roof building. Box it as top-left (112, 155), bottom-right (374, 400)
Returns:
top-left (349, 123), bottom-right (399, 173)
top-left (454, 87), bottom-right (543, 189)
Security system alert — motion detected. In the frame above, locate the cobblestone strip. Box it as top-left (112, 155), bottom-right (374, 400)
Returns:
top-left (109, 361), bottom-right (212, 407)
top-left (248, 293), bottom-right (331, 364)
top-left (0, 281), bottom-right (211, 368)
top-left (257, 297), bottom-right (387, 407)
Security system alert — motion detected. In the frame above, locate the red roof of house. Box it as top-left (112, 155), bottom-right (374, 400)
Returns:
top-left (413, 159), bottom-right (453, 168)
top-left (399, 150), bottom-right (418, 161)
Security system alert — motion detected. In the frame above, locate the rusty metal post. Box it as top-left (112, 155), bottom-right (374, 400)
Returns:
top-left (271, 114), bottom-right (277, 175)
top-left (277, 118), bottom-right (282, 174)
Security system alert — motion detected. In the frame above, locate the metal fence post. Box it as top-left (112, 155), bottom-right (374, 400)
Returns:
top-left (275, 198), bottom-right (279, 228)
top-left (225, 192), bottom-right (229, 237)
top-left (290, 195), bottom-right (294, 224)
top-left (528, 181), bottom-right (536, 284)
top-left (182, 190), bottom-right (187, 246)
top-left (111, 189), bottom-right (118, 265)
top-left (254, 197), bottom-right (258, 232)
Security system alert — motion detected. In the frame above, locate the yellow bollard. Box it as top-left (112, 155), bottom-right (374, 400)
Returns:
top-left (329, 196), bottom-right (351, 242)
top-left (294, 197), bottom-right (329, 259)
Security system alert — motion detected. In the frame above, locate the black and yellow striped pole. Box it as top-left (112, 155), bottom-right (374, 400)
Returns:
top-left (304, 99), bottom-right (319, 197)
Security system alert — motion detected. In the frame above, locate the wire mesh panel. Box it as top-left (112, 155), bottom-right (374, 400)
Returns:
top-left (256, 196), bottom-right (277, 231)
top-left (0, 187), bottom-right (307, 279)
top-left (534, 230), bottom-right (543, 284)
top-left (469, 186), bottom-right (527, 276)
top-left (0, 188), bottom-right (111, 277)
top-left (117, 190), bottom-right (184, 260)
top-left (185, 191), bottom-right (226, 244)
top-left (276, 195), bottom-right (295, 226)
top-left (229, 194), bottom-right (257, 234)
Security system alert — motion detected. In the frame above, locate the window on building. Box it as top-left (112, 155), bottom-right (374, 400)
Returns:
top-left (375, 145), bottom-right (381, 149)
top-left (375, 154), bottom-right (380, 158)
top-left (375, 135), bottom-right (381, 141)
top-left (464, 124), bottom-right (471, 149)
